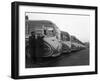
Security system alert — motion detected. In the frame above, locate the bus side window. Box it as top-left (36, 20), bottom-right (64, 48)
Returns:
top-left (61, 33), bottom-right (64, 41)
top-left (65, 34), bottom-right (70, 41)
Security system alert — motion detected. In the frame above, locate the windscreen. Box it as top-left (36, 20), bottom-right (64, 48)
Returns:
top-left (61, 32), bottom-right (70, 41)
top-left (44, 26), bottom-right (55, 37)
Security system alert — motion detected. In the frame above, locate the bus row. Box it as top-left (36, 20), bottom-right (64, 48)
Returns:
top-left (25, 20), bottom-right (86, 58)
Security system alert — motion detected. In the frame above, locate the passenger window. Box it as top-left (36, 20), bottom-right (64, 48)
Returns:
top-left (61, 33), bottom-right (65, 41)
top-left (65, 34), bottom-right (70, 41)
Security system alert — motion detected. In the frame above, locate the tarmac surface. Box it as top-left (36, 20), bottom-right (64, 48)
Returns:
top-left (26, 48), bottom-right (89, 68)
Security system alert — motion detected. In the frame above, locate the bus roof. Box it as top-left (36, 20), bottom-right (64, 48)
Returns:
top-left (61, 31), bottom-right (70, 36)
top-left (27, 20), bottom-right (55, 26)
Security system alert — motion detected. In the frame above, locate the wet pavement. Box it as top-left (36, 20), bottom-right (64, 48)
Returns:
top-left (26, 48), bottom-right (89, 68)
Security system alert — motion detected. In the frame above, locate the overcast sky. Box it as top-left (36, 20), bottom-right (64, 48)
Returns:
top-left (26, 12), bottom-right (90, 42)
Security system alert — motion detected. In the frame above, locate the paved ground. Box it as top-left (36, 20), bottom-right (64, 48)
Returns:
top-left (26, 48), bottom-right (89, 68)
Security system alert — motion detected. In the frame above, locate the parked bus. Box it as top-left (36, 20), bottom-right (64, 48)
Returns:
top-left (25, 20), bottom-right (62, 58)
